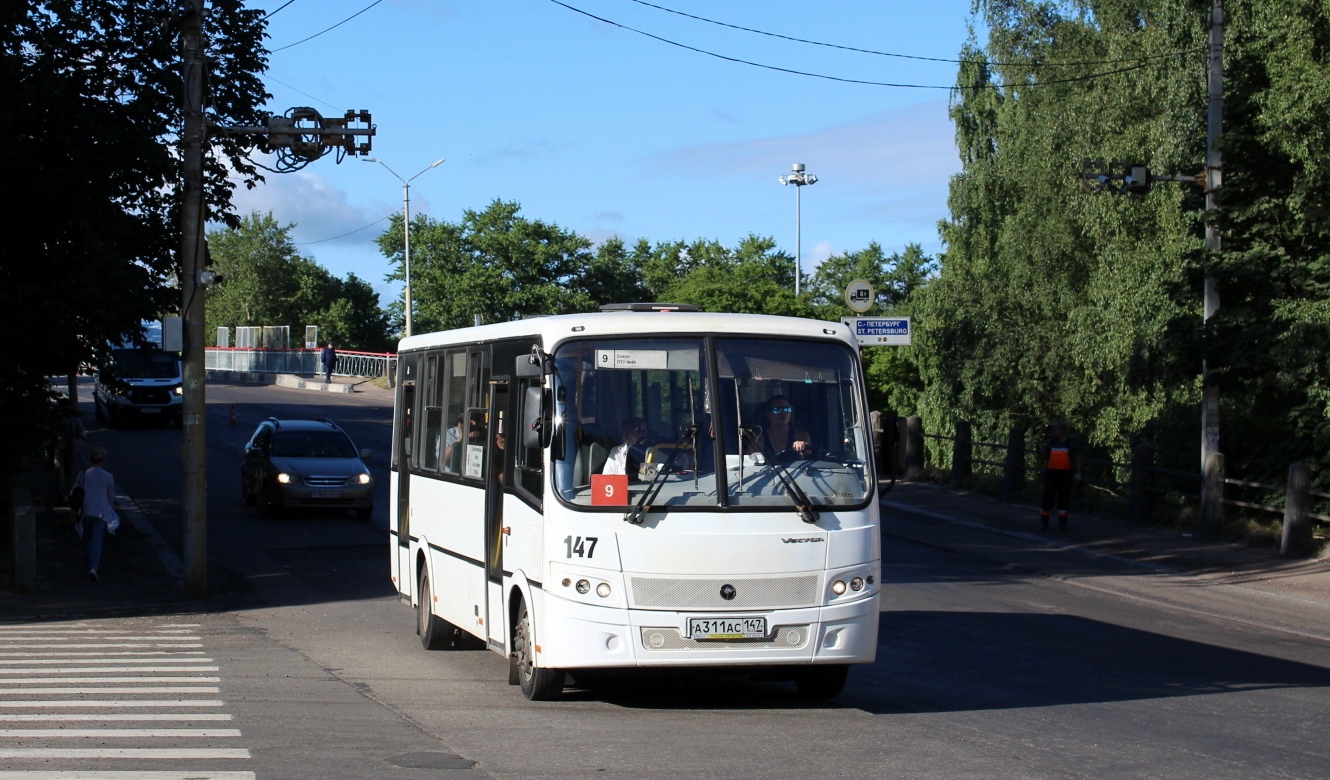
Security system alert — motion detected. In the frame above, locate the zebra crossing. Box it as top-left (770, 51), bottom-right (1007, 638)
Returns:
top-left (0, 619), bottom-right (254, 780)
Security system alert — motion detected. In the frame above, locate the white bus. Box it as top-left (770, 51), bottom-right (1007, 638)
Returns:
top-left (389, 304), bottom-right (880, 700)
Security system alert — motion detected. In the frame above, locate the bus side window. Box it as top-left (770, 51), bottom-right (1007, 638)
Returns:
top-left (515, 377), bottom-right (544, 503)
top-left (421, 353), bottom-right (444, 471)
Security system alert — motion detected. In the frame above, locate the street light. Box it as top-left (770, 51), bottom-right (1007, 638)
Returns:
top-left (778, 163), bottom-right (817, 296)
top-left (363, 157), bottom-right (444, 337)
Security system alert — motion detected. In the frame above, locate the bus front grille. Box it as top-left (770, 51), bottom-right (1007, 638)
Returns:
top-left (639, 625), bottom-right (809, 651)
top-left (629, 575), bottom-right (819, 609)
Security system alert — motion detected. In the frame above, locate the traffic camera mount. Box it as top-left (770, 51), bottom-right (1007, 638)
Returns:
top-left (218, 107), bottom-right (376, 173)
top-left (1078, 158), bottom-right (1206, 196)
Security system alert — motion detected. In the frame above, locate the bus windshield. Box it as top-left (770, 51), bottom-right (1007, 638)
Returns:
top-left (551, 336), bottom-right (872, 511)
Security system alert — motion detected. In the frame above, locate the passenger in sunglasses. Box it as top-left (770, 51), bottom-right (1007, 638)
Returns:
top-left (756, 395), bottom-right (811, 460)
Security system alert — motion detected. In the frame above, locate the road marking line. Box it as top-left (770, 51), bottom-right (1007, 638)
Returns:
top-left (0, 748), bottom-right (250, 758)
top-left (0, 638), bottom-right (201, 643)
top-left (0, 654), bottom-right (210, 662)
top-left (0, 700), bottom-right (224, 708)
top-left (0, 668), bottom-right (219, 674)
top-left (0, 714), bottom-right (232, 722)
top-left (0, 641), bottom-right (202, 646)
top-left (0, 687), bottom-right (219, 695)
top-left (0, 728), bottom-right (241, 738)
top-left (0, 766), bottom-right (254, 772)
top-left (0, 649), bottom-right (206, 654)
top-left (0, 678), bottom-right (220, 684)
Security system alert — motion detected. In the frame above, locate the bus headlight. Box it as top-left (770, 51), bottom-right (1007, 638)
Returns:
top-left (831, 580), bottom-right (847, 595)
top-left (595, 582), bottom-right (611, 598)
top-left (850, 577), bottom-right (864, 592)
top-left (575, 579), bottom-right (590, 594)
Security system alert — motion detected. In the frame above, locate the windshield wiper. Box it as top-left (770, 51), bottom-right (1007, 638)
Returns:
top-left (761, 456), bottom-right (820, 525)
top-left (624, 424), bottom-right (696, 525)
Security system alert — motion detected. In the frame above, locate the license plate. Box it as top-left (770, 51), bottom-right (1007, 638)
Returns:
top-left (140, 407), bottom-right (160, 414)
top-left (309, 491), bottom-right (344, 499)
top-left (687, 617), bottom-right (767, 640)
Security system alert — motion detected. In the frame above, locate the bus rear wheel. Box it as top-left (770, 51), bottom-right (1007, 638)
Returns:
top-left (514, 599), bottom-right (564, 701)
top-left (417, 569), bottom-right (455, 650)
top-left (795, 664), bottom-right (849, 699)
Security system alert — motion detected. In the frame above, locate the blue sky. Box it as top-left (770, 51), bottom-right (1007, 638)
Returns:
top-left (234, 0), bottom-right (977, 303)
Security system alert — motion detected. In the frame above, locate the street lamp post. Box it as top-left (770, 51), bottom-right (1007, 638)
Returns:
top-left (363, 157), bottom-right (444, 337)
top-left (778, 163), bottom-right (817, 296)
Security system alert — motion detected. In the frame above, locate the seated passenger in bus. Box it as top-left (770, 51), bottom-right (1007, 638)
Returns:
top-left (603, 416), bottom-right (646, 478)
top-left (753, 395), bottom-right (812, 460)
top-left (441, 413), bottom-right (463, 472)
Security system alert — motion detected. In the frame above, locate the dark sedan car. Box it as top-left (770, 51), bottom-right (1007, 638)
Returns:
top-left (241, 417), bottom-right (374, 519)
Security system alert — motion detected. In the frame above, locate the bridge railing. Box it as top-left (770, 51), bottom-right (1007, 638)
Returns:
top-left (205, 348), bottom-right (396, 382)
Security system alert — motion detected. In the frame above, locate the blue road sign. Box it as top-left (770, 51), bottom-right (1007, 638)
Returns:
top-left (841, 317), bottom-right (911, 346)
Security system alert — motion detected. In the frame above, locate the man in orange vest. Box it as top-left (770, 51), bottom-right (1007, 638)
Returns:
top-left (1038, 421), bottom-right (1082, 531)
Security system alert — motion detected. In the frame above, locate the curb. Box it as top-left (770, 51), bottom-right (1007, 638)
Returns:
top-left (117, 492), bottom-right (185, 583)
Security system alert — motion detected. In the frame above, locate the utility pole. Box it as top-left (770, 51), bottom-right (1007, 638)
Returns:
top-left (1201, 0), bottom-right (1223, 473)
top-left (180, 0), bottom-right (207, 597)
top-left (174, 7), bottom-right (375, 599)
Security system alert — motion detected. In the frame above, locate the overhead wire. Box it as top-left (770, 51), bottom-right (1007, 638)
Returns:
top-left (270, 0), bottom-right (386, 53)
top-left (295, 215), bottom-right (394, 245)
top-left (264, 0), bottom-right (299, 19)
top-left (259, 73), bottom-right (342, 113)
top-left (547, 0), bottom-right (1161, 90)
top-left (620, 0), bottom-right (1203, 68)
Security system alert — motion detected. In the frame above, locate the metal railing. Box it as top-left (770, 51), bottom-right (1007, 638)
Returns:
top-left (205, 348), bottom-right (396, 381)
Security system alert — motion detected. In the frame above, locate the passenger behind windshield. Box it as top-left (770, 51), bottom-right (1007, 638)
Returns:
top-left (603, 416), bottom-right (646, 478)
top-left (752, 395), bottom-right (812, 461)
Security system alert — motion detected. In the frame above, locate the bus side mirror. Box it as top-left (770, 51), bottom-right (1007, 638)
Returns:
top-left (516, 346), bottom-right (552, 378)
top-left (522, 386), bottom-right (552, 449)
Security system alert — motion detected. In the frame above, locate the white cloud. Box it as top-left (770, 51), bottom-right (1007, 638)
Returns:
top-left (645, 101), bottom-right (958, 191)
top-left (230, 168), bottom-right (381, 248)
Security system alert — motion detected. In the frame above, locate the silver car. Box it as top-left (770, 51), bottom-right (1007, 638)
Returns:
top-left (241, 418), bottom-right (374, 519)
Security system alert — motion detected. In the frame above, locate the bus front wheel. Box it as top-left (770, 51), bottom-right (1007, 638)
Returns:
top-left (795, 664), bottom-right (848, 699)
top-left (514, 599), bottom-right (564, 701)
top-left (417, 569), bottom-right (455, 650)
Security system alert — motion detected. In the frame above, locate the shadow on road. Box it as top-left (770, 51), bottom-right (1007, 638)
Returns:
top-left (844, 609), bottom-right (1330, 714)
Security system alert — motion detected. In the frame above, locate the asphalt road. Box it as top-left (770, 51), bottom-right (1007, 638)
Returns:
top-left (25, 379), bottom-right (1330, 779)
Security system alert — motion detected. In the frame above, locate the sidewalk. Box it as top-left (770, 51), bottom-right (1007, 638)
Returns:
top-left (0, 436), bottom-right (190, 622)
top-left (880, 479), bottom-right (1330, 606)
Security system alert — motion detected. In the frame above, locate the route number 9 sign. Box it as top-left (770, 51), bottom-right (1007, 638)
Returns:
top-left (590, 474), bottom-right (628, 506)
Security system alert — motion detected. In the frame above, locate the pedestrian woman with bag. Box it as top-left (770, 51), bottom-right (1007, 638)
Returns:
top-left (71, 447), bottom-right (119, 582)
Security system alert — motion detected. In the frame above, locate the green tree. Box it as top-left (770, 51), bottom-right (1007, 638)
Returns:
top-left (647, 235), bottom-right (812, 317)
top-left (0, 0), bottom-right (268, 473)
top-left (378, 200), bottom-right (602, 331)
top-left (921, 0), bottom-right (1205, 465)
top-left (206, 212), bottom-right (390, 350)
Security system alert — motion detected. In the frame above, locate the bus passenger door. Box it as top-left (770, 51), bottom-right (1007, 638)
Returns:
top-left (392, 354), bottom-right (419, 598)
top-left (484, 380), bottom-right (510, 649)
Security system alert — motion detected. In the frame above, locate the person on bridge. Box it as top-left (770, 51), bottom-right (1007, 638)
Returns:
top-left (71, 447), bottom-right (120, 582)
top-left (321, 342), bottom-right (336, 384)
top-left (1038, 421), bottom-right (1082, 531)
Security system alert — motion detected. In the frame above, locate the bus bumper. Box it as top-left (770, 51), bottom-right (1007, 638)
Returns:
top-left (534, 591), bottom-right (878, 670)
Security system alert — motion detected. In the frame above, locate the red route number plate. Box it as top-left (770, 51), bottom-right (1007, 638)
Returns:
top-left (590, 474), bottom-right (628, 506)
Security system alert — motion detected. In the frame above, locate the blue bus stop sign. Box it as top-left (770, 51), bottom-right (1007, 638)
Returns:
top-left (841, 317), bottom-right (911, 346)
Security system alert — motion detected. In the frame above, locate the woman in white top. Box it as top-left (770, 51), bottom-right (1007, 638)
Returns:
top-left (72, 447), bottom-right (119, 582)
